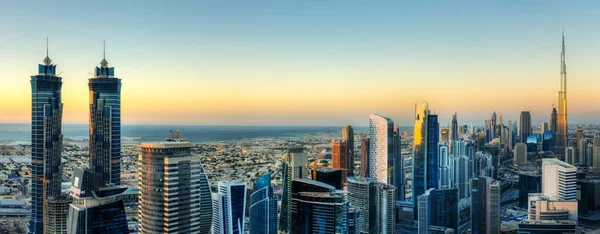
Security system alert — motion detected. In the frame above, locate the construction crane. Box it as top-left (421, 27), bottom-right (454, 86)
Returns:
top-left (306, 161), bottom-right (349, 180)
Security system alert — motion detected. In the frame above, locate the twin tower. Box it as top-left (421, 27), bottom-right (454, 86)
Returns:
top-left (29, 41), bottom-right (123, 234)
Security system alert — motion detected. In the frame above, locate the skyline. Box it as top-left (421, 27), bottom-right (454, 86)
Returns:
top-left (2, 1), bottom-right (600, 126)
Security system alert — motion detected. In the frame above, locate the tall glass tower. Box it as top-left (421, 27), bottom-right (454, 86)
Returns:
top-left (555, 31), bottom-right (568, 158)
top-left (412, 102), bottom-right (439, 220)
top-left (368, 114), bottom-right (394, 184)
top-left (29, 46), bottom-right (63, 234)
top-left (212, 181), bottom-right (247, 234)
top-left (249, 174), bottom-right (278, 234)
top-left (89, 44), bottom-right (122, 185)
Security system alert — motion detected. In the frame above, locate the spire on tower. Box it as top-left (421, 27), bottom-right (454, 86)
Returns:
top-left (100, 40), bottom-right (109, 68)
top-left (43, 37), bottom-right (52, 66)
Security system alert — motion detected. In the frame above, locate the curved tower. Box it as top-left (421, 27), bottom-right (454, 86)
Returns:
top-left (29, 40), bottom-right (64, 234)
top-left (89, 42), bottom-right (122, 185)
top-left (555, 31), bottom-right (568, 157)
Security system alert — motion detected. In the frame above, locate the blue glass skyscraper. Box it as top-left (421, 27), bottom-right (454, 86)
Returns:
top-left (212, 181), bottom-right (247, 234)
top-left (412, 102), bottom-right (439, 219)
top-left (249, 174), bottom-right (278, 234)
top-left (29, 47), bottom-right (63, 234)
top-left (89, 45), bottom-right (122, 185)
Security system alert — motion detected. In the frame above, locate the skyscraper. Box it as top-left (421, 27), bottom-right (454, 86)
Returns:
top-left (514, 143), bottom-right (527, 165)
top-left (89, 43), bottom-right (122, 185)
top-left (417, 188), bottom-right (459, 233)
top-left (66, 168), bottom-right (129, 234)
top-left (212, 181), bottom-right (247, 234)
top-left (30, 43), bottom-right (64, 234)
top-left (137, 133), bottom-right (212, 233)
top-left (451, 113), bottom-right (458, 149)
top-left (438, 144), bottom-right (451, 189)
top-left (331, 139), bottom-right (348, 182)
top-left (541, 122), bottom-right (549, 133)
top-left (393, 124), bottom-right (405, 201)
top-left (249, 174), bottom-right (278, 234)
top-left (412, 102), bottom-right (439, 218)
top-left (378, 183), bottom-right (396, 234)
top-left (342, 125), bottom-right (355, 176)
top-left (291, 179), bottom-right (348, 234)
top-left (555, 31), bottom-right (568, 158)
top-left (369, 114), bottom-right (394, 184)
top-left (550, 107), bottom-right (558, 144)
top-left (470, 176), bottom-right (500, 234)
top-left (565, 147), bottom-right (576, 166)
top-left (519, 111), bottom-right (532, 143)
top-left (542, 158), bottom-right (576, 201)
top-left (279, 145), bottom-right (308, 233)
top-left (347, 177), bottom-right (378, 234)
top-left (577, 127), bottom-right (583, 163)
top-left (593, 135), bottom-right (600, 168)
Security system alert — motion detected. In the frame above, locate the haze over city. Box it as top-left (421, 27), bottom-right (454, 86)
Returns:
top-left (1, 1), bottom-right (600, 126)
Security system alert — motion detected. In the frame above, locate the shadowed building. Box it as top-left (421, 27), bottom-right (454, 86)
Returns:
top-left (342, 125), bottom-right (355, 176)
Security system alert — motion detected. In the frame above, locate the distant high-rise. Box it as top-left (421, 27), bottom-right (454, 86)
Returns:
top-left (342, 125), bottom-right (355, 176)
top-left (89, 42), bottom-right (122, 185)
top-left (579, 138), bottom-right (589, 166)
top-left (550, 107), bottom-right (558, 143)
top-left (412, 102), bottom-right (439, 218)
top-left (137, 133), bottom-right (212, 233)
top-left (576, 127), bottom-right (583, 163)
top-left (212, 181), bottom-right (247, 234)
top-left (393, 124), bottom-right (404, 201)
top-left (541, 122), bottom-right (549, 133)
top-left (438, 144), bottom-right (451, 189)
top-left (565, 147), bottom-right (576, 166)
top-left (291, 179), bottom-right (348, 234)
top-left (542, 158), bottom-right (576, 201)
top-left (519, 111), bottom-right (532, 143)
top-left (360, 138), bottom-right (370, 177)
top-left (249, 174), bottom-right (278, 234)
top-left (279, 145), bottom-right (308, 233)
top-left (593, 135), bottom-right (600, 168)
top-left (555, 31), bottom-right (568, 158)
top-left (471, 176), bottom-right (500, 234)
top-left (66, 168), bottom-right (129, 234)
top-left (369, 114), bottom-right (394, 184)
top-left (514, 143), bottom-right (528, 165)
top-left (451, 113), bottom-right (458, 149)
top-left (440, 128), bottom-right (449, 145)
top-left (331, 139), bottom-right (349, 182)
top-left (29, 42), bottom-right (64, 234)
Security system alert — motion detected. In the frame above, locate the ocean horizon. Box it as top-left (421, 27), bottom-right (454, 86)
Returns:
top-left (0, 123), bottom-right (409, 145)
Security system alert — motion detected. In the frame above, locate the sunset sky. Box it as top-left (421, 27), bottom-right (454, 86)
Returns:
top-left (1, 1), bottom-right (600, 126)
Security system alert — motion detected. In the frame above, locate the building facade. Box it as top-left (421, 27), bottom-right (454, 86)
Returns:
top-left (520, 111), bottom-right (532, 143)
top-left (249, 174), bottom-right (277, 234)
top-left (342, 125), bottom-right (355, 176)
top-left (29, 50), bottom-right (64, 234)
top-left (412, 102), bottom-right (440, 218)
top-left (212, 181), bottom-right (247, 234)
top-left (279, 145), bottom-right (308, 233)
top-left (89, 51), bottom-right (122, 185)
top-left (137, 134), bottom-right (212, 233)
top-left (542, 158), bottom-right (577, 201)
top-left (291, 179), bottom-right (348, 234)
top-left (369, 114), bottom-right (394, 184)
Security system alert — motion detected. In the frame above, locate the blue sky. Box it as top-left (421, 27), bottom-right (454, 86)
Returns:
top-left (1, 1), bottom-right (599, 126)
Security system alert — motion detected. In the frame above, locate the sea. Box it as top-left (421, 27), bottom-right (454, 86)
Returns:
top-left (0, 123), bottom-right (377, 145)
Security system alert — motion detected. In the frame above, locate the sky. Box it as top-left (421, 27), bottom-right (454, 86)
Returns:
top-left (1, 1), bottom-right (600, 126)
